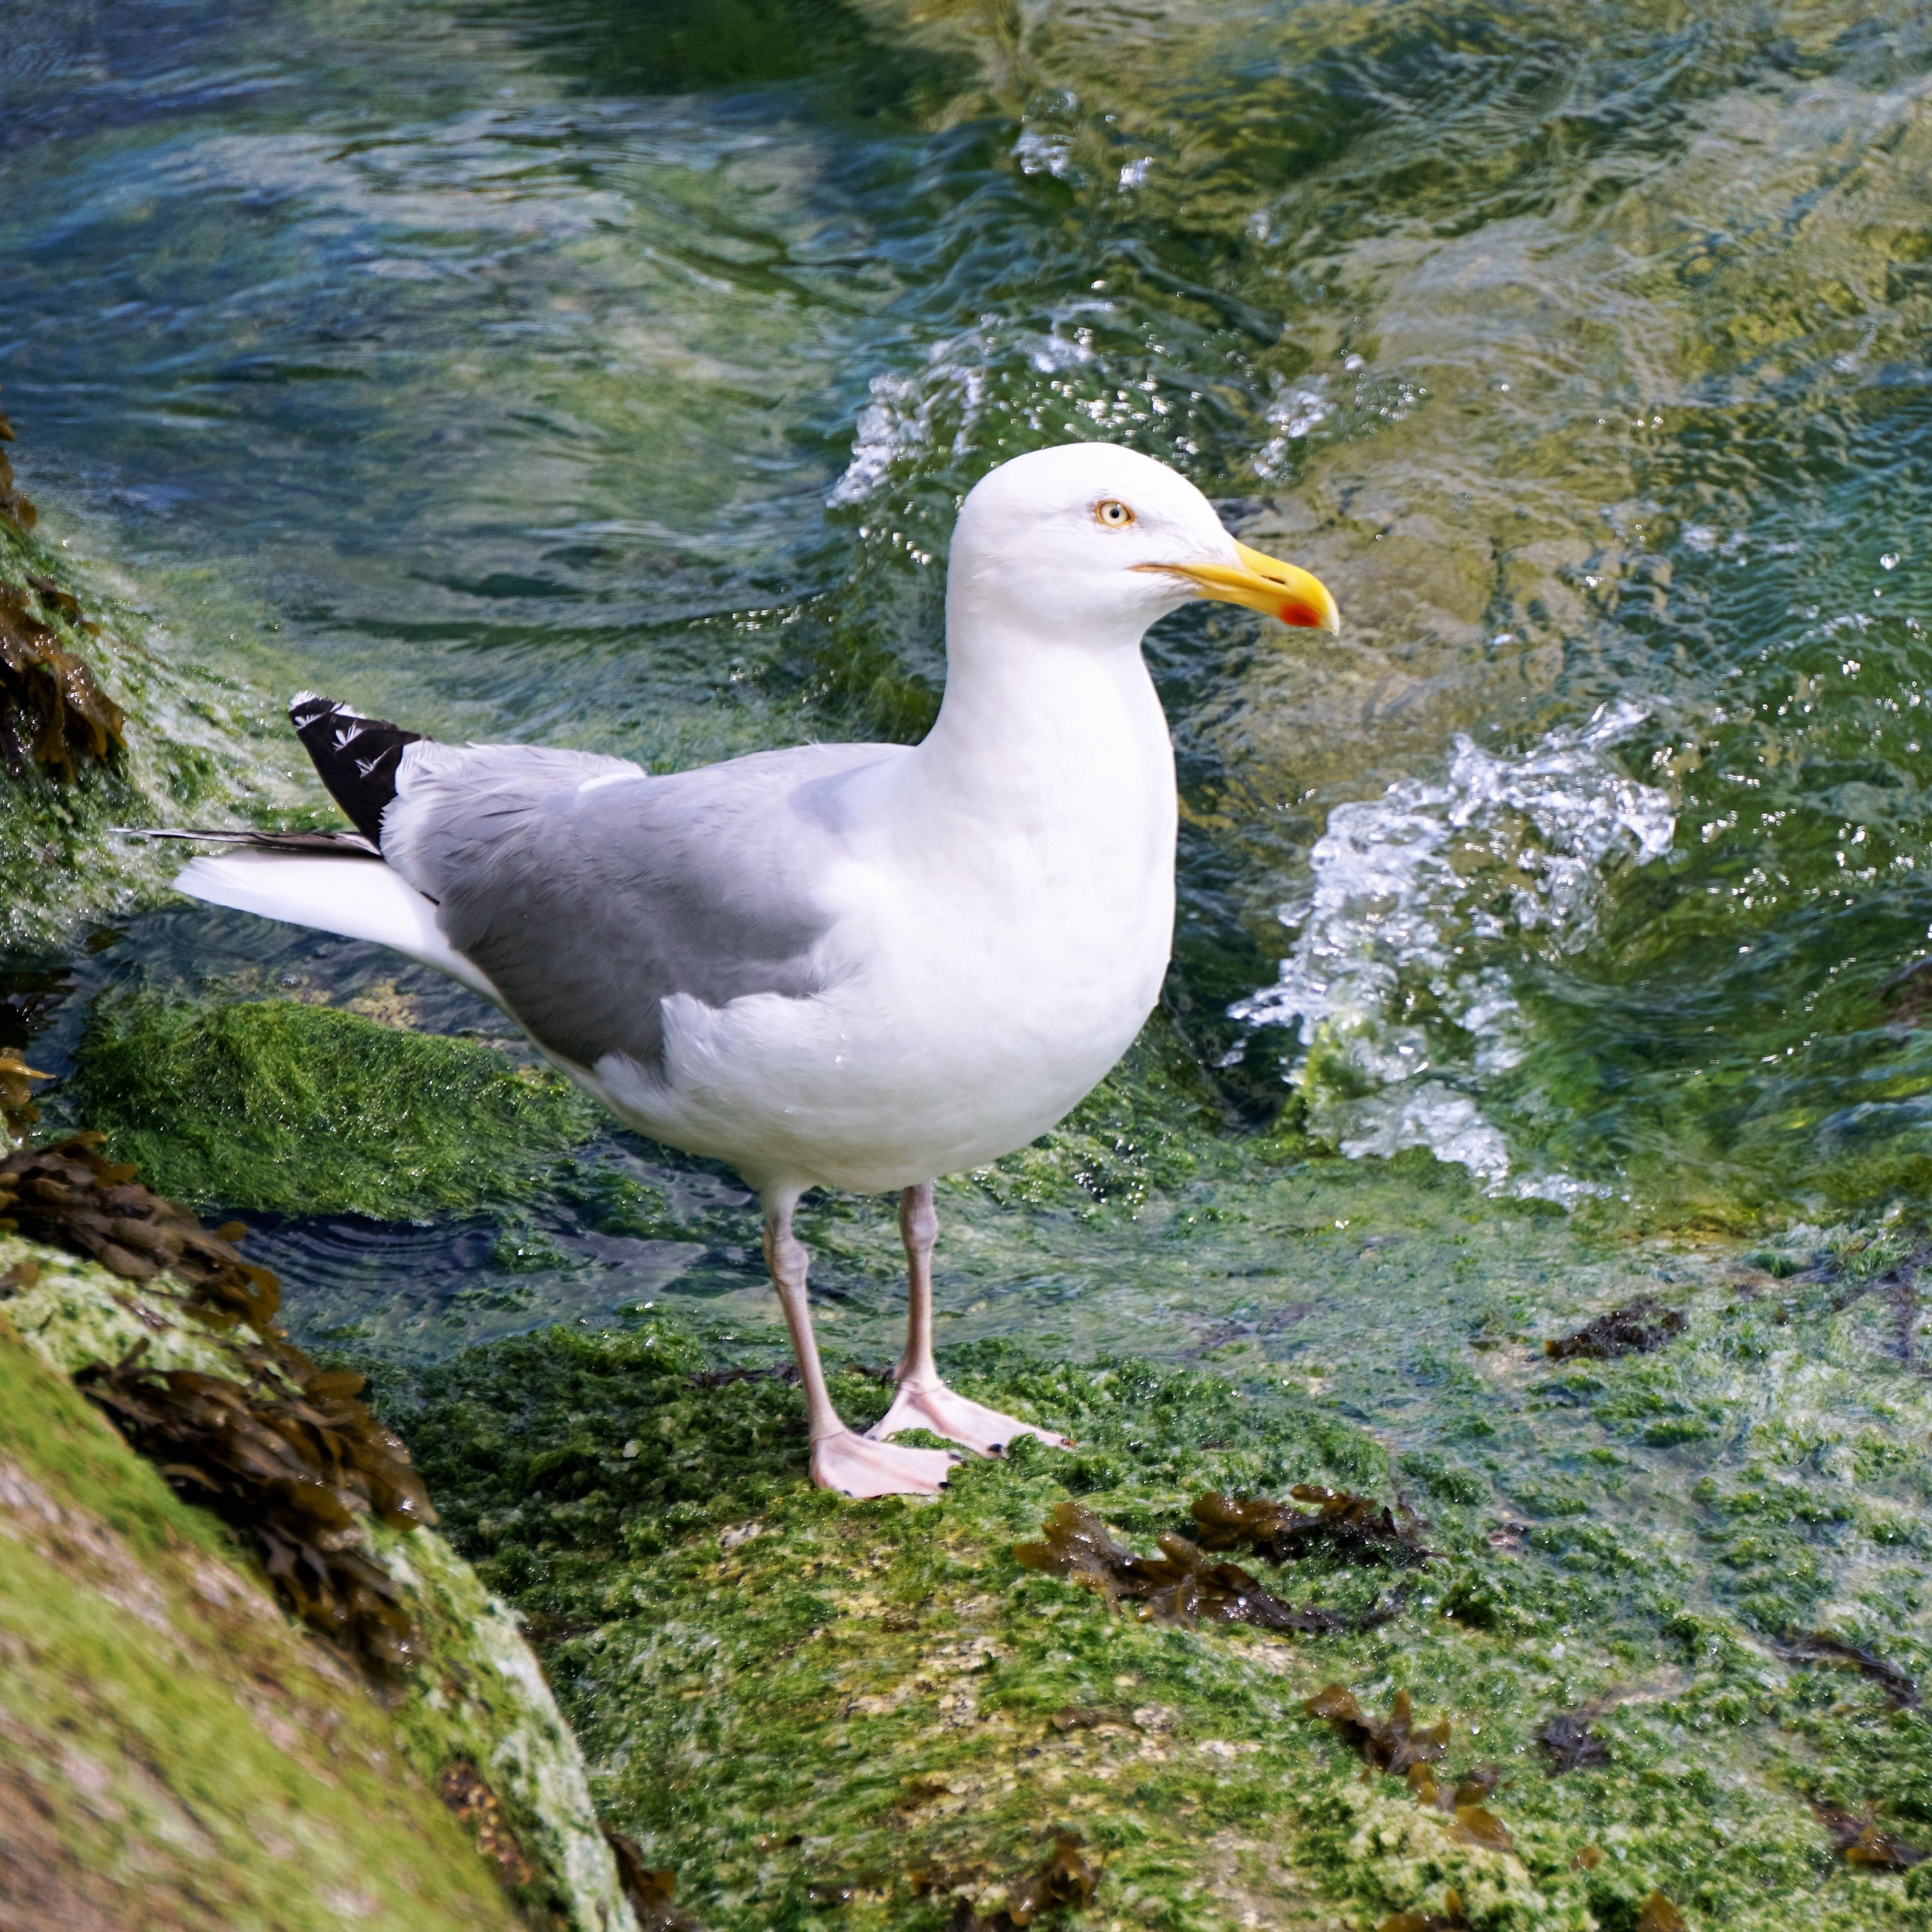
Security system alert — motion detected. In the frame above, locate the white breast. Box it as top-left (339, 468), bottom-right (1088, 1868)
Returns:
top-left (595, 639), bottom-right (1180, 1195)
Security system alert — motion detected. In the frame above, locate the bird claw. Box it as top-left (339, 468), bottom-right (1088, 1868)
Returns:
top-left (866, 1382), bottom-right (1070, 1458)
top-left (810, 1428), bottom-right (955, 1498)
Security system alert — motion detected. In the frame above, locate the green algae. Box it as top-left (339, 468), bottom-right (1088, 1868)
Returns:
top-left (382, 1291), bottom-right (1932, 1931)
top-left (72, 992), bottom-right (606, 1220)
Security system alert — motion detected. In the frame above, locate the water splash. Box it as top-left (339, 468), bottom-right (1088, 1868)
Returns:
top-left (828, 325), bottom-right (1095, 508)
top-left (1234, 700), bottom-right (1675, 1188)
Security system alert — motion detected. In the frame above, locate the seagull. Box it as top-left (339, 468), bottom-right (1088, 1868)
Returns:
top-left (157, 443), bottom-right (1338, 1496)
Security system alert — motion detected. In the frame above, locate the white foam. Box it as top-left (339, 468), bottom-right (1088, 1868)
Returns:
top-left (829, 325), bottom-right (1095, 507)
top-left (1234, 699), bottom-right (1675, 1191)
top-left (1013, 131), bottom-right (1074, 178)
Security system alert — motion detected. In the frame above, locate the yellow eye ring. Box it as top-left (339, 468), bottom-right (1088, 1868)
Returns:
top-left (1095, 498), bottom-right (1135, 529)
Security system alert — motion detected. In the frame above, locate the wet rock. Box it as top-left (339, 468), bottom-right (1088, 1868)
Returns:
top-left (0, 405), bottom-right (317, 949)
top-left (1, 1213), bottom-right (639, 1932)
top-left (74, 992), bottom-right (605, 1220)
top-left (0, 1305), bottom-right (524, 1930)
top-left (441, 1761), bottom-right (539, 1890)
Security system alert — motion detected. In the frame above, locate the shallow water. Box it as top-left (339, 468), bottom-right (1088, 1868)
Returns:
top-left (6, 0), bottom-right (1932, 1353)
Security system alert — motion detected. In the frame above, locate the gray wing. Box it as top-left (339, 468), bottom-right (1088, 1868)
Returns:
top-left (381, 739), bottom-right (903, 1074)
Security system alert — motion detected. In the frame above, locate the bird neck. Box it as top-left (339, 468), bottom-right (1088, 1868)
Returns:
top-left (908, 622), bottom-right (1176, 845)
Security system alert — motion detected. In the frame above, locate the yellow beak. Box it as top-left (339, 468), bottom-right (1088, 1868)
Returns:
top-left (1139, 541), bottom-right (1340, 632)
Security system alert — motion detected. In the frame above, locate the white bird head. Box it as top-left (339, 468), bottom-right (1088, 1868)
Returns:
top-left (945, 441), bottom-right (1339, 650)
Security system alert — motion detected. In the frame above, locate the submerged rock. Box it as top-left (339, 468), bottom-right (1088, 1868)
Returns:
top-left (1542, 1296), bottom-right (1688, 1362)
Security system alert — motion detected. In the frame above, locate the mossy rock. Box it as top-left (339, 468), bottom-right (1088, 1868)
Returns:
top-left (386, 1306), bottom-right (1932, 1932)
top-left (0, 1229), bottom-right (638, 1932)
top-left (0, 1311), bottom-right (528, 1931)
top-left (73, 993), bottom-right (606, 1220)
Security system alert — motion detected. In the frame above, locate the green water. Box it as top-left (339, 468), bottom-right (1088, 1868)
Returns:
top-left (6, 0), bottom-right (1932, 1323)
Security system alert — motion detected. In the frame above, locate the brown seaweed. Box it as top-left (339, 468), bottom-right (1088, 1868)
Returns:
top-left (606, 1832), bottom-right (707, 1931)
top-left (0, 395), bottom-right (35, 534)
top-left (0, 1133), bottom-right (279, 1328)
top-left (1004, 1836), bottom-right (1098, 1925)
top-left (687, 1363), bottom-right (800, 1388)
top-left (0, 581), bottom-right (124, 781)
top-left (77, 1346), bottom-right (433, 1677)
top-left (1314, 1688), bottom-right (1516, 1852)
top-left (1014, 1501), bottom-right (1346, 1633)
top-left (1538, 1711), bottom-right (1611, 1773)
top-left (24, 570), bottom-right (83, 624)
top-left (1809, 1800), bottom-right (1927, 1871)
top-left (1186, 1300), bottom-right (1314, 1355)
top-left (1773, 1633), bottom-right (1918, 1709)
top-left (1303, 1685), bottom-right (1450, 1775)
top-left (438, 1762), bottom-right (535, 1891)
top-left (1378, 1891), bottom-right (1465, 1932)
top-left (5, 1133), bottom-right (440, 1681)
top-left (1405, 1763), bottom-right (1512, 1847)
top-left (1633, 1891), bottom-right (1686, 1932)
top-left (0, 1047), bottom-right (47, 1143)
top-left (1543, 1296), bottom-right (1687, 1361)
top-left (948, 1835), bottom-right (1100, 1931)
top-left (1190, 1486), bottom-right (1434, 1568)
top-left (1879, 954), bottom-right (1932, 1025)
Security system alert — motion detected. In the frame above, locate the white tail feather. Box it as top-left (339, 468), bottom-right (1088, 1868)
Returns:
top-left (173, 853), bottom-right (500, 1001)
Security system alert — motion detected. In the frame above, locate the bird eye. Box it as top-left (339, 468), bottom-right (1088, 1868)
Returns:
top-left (1095, 498), bottom-right (1135, 529)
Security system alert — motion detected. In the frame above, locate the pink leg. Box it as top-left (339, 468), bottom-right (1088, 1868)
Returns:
top-left (866, 1182), bottom-right (1070, 1457)
top-left (764, 1192), bottom-right (954, 1498)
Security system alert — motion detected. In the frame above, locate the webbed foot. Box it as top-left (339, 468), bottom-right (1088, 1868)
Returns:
top-left (866, 1382), bottom-right (1070, 1458)
top-left (811, 1427), bottom-right (956, 1498)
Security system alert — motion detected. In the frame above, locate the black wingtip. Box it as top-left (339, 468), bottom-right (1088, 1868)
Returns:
top-left (288, 693), bottom-right (423, 847)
